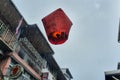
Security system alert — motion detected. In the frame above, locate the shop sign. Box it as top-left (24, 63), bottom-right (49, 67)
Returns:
top-left (10, 64), bottom-right (24, 79)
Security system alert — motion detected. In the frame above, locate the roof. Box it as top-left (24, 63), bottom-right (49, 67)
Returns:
top-left (0, 0), bottom-right (27, 33)
top-left (62, 68), bottom-right (73, 79)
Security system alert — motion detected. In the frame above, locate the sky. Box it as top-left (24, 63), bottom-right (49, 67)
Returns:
top-left (12, 0), bottom-right (120, 80)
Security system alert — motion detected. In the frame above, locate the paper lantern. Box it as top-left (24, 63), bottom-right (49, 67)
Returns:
top-left (42, 8), bottom-right (73, 45)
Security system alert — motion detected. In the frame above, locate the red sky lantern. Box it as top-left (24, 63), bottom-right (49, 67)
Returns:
top-left (42, 8), bottom-right (73, 45)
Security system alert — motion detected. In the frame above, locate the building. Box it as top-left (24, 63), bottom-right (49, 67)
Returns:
top-left (0, 0), bottom-right (73, 80)
top-left (105, 63), bottom-right (120, 80)
top-left (118, 20), bottom-right (120, 43)
top-left (105, 70), bottom-right (120, 80)
top-left (104, 20), bottom-right (120, 80)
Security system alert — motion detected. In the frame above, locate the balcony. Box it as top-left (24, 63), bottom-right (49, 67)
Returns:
top-left (19, 37), bottom-right (45, 74)
top-left (0, 19), bottom-right (17, 52)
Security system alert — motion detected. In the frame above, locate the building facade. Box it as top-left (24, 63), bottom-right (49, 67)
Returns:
top-left (0, 0), bottom-right (73, 80)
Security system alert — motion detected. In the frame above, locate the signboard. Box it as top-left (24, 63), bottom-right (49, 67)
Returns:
top-left (10, 64), bottom-right (23, 79)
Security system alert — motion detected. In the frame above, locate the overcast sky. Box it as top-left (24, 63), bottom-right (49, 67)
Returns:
top-left (12, 0), bottom-right (120, 80)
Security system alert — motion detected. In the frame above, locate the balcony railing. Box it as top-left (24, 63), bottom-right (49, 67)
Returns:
top-left (0, 19), bottom-right (17, 51)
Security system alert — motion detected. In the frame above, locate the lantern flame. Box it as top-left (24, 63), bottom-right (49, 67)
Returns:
top-left (48, 31), bottom-right (68, 44)
top-left (53, 32), bottom-right (61, 38)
